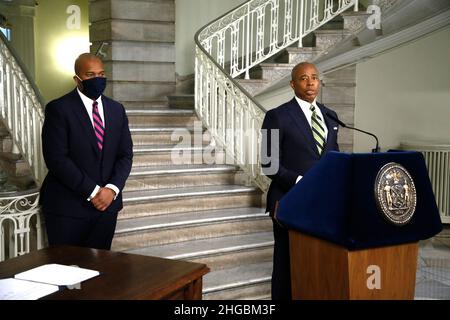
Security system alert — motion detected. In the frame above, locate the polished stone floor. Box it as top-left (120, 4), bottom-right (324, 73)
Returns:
top-left (415, 226), bottom-right (450, 300)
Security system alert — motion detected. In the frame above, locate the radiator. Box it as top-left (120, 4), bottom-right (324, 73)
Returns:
top-left (400, 143), bottom-right (450, 224)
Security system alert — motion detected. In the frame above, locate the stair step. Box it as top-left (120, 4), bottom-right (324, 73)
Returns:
top-left (119, 184), bottom-right (262, 219)
top-left (0, 135), bottom-right (12, 153)
top-left (128, 231), bottom-right (273, 260)
top-left (133, 144), bottom-right (205, 155)
top-left (0, 156), bottom-right (31, 176)
top-left (251, 63), bottom-right (295, 81)
top-left (126, 109), bottom-right (194, 116)
top-left (167, 94), bottom-right (195, 109)
top-left (122, 99), bottom-right (169, 110)
top-left (126, 108), bottom-right (198, 127)
top-left (341, 12), bottom-right (372, 34)
top-left (130, 126), bottom-right (211, 145)
top-left (317, 15), bottom-right (344, 30)
top-left (259, 63), bottom-right (295, 68)
top-left (236, 79), bottom-right (270, 96)
top-left (125, 164), bottom-right (237, 191)
top-left (122, 184), bottom-right (258, 204)
top-left (314, 29), bottom-right (353, 50)
top-left (275, 46), bottom-right (320, 64)
top-left (133, 144), bottom-right (205, 153)
top-left (202, 261), bottom-right (272, 300)
top-left (129, 164), bottom-right (236, 176)
top-left (126, 231), bottom-right (274, 271)
top-left (104, 81), bottom-right (176, 102)
top-left (0, 127), bottom-right (9, 137)
top-left (113, 207), bottom-right (270, 251)
top-left (0, 154), bottom-right (35, 190)
top-left (313, 29), bottom-right (354, 36)
top-left (116, 206), bottom-right (266, 233)
top-left (132, 144), bottom-right (226, 166)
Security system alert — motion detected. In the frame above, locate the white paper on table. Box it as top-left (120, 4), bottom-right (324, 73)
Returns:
top-left (14, 263), bottom-right (100, 286)
top-left (0, 278), bottom-right (59, 300)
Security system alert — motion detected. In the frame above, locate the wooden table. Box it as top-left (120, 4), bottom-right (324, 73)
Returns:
top-left (0, 245), bottom-right (209, 300)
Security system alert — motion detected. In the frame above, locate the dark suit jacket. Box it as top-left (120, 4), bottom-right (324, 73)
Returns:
top-left (262, 98), bottom-right (339, 213)
top-left (40, 89), bottom-right (133, 218)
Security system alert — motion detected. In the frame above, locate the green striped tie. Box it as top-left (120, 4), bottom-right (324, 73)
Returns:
top-left (310, 105), bottom-right (326, 154)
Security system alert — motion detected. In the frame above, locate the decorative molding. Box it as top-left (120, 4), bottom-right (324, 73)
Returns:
top-left (343, 14), bottom-right (370, 34)
top-left (0, 189), bottom-right (43, 261)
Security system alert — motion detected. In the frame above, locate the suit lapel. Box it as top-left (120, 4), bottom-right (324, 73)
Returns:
top-left (287, 98), bottom-right (319, 156)
top-left (101, 96), bottom-right (113, 157)
top-left (70, 89), bottom-right (101, 157)
top-left (318, 102), bottom-right (336, 154)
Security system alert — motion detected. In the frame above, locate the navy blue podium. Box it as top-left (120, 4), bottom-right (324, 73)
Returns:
top-left (276, 151), bottom-right (442, 299)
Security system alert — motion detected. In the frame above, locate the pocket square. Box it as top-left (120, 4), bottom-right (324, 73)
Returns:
top-left (333, 126), bottom-right (338, 130)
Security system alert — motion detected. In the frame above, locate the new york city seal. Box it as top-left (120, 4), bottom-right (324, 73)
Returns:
top-left (374, 162), bottom-right (417, 225)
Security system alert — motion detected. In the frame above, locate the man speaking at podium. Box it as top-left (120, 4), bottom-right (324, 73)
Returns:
top-left (261, 62), bottom-right (340, 299)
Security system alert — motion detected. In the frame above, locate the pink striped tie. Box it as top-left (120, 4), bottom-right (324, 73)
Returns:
top-left (92, 101), bottom-right (104, 151)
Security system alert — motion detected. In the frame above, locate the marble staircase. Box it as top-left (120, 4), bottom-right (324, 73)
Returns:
top-left (89, 0), bottom-right (273, 299)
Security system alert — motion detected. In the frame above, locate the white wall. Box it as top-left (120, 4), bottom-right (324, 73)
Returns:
top-left (175, 0), bottom-right (246, 76)
top-left (35, 0), bottom-right (89, 102)
top-left (354, 26), bottom-right (450, 152)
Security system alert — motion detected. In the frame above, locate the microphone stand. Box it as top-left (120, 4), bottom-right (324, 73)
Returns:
top-left (325, 112), bottom-right (380, 153)
top-left (344, 125), bottom-right (380, 153)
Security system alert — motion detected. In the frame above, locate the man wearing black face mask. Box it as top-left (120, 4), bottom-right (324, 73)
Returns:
top-left (40, 53), bottom-right (133, 250)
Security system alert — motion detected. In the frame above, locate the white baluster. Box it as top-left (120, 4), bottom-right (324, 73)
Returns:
top-left (310, 0), bottom-right (319, 30)
top-left (245, 3), bottom-right (251, 80)
top-left (230, 23), bottom-right (240, 77)
top-left (298, 0), bottom-right (304, 47)
top-left (284, 0), bottom-right (293, 44)
top-left (325, 0), bottom-right (333, 20)
top-left (0, 220), bottom-right (4, 261)
top-left (6, 64), bottom-right (12, 129)
top-left (8, 220), bottom-right (16, 258)
top-left (217, 31), bottom-right (226, 69)
top-left (256, 6), bottom-right (265, 61)
top-left (270, 0), bottom-right (279, 51)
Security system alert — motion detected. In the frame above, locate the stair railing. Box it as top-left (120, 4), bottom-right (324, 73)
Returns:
top-left (195, 0), bottom-right (358, 191)
top-left (0, 32), bottom-right (46, 186)
top-left (0, 188), bottom-right (43, 261)
top-left (0, 33), bottom-right (46, 260)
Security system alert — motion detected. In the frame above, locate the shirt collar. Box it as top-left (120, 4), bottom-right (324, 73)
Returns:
top-left (76, 87), bottom-right (102, 106)
top-left (294, 96), bottom-right (317, 114)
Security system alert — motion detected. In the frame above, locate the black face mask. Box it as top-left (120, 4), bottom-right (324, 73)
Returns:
top-left (78, 76), bottom-right (106, 100)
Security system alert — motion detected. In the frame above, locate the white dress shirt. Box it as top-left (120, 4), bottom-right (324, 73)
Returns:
top-left (293, 96), bottom-right (328, 184)
top-left (294, 96), bottom-right (328, 138)
top-left (76, 88), bottom-right (119, 201)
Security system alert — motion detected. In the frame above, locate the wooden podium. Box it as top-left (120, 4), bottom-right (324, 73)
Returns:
top-left (274, 152), bottom-right (442, 301)
top-left (289, 231), bottom-right (418, 300)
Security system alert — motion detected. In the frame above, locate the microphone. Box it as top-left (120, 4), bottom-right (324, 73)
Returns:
top-left (325, 112), bottom-right (380, 153)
